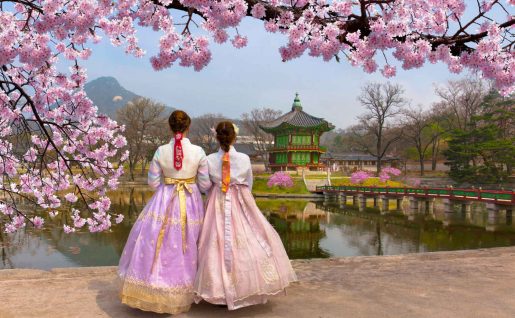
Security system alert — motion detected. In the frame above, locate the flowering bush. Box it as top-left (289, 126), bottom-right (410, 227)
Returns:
top-left (350, 171), bottom-right (372, 184)
top-left (379, 167), bottom-right (402, 183)
top-left (407, 177), bottom-right (422, 187)
top-left (267, 172), bottom-right (294, 189)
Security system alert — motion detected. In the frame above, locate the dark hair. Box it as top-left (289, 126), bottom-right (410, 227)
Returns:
top-left (216, 121), bottom-right (236, 152)
top-left (168, 110), bottom-right (191, 133)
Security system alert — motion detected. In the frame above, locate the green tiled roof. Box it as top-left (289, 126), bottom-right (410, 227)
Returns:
top-left (260, 93), bottom-right (334, 132)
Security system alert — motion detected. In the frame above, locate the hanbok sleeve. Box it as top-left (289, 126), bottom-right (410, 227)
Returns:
top-left (245, 157), bottom-right (253, 191)
top-left (196, 149), bottom-right (212, 193)
top-left (147, 147), bottom-right (162, 189)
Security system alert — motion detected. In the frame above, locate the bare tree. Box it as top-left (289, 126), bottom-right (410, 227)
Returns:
top-left (189, 113), bottom-right (226, 154)
top-left (435, 78), bottom-right (490, 131)
top-left (116, 98), bottom-right (167, 181)
top-left (402, 105), bottom-right (444, 176)
top-left (352, 82), bottom-right (406, 173)
top-left (241, 108), bottom-right (282, 170)
top-left (141, 114), bottom-right (171, 174)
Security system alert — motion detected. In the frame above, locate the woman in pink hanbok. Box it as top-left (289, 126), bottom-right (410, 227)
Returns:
top-left (194, 121), bottom-right (297, 310)
top-left (118, 110), bottom-right (211, 314)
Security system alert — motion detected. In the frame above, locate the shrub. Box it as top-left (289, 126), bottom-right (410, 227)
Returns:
top-left (267, 172), bottom-right (294, 188)
top-left (350, 171), bottom-right (371, 184)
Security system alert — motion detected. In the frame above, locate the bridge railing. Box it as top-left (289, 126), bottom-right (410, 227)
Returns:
top-left (315, 185), bottom-right (515, 204)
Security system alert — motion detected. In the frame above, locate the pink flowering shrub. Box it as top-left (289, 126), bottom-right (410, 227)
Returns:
top-left (379, 167), bottom-right (402, 183)
top-left (350, 171), bottom-right (371, 184)
top-left (267, 172), bottom-right (294, 189)
top-left (407, 177), bottom-right (422, 187)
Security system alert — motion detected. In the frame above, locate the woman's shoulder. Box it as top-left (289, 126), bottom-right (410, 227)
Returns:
top-left (233, 150), bottom-right (251, 164)
top-left (188, 143), bottom-right (205, 154)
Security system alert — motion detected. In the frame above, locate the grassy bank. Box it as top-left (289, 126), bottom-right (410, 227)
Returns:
top-left (330, 177), bottom-right (405, 187)
top-left (252, 177), bottom-right (310, 195)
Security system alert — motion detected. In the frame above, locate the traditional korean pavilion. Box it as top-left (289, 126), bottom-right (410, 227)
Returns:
top-left (260, 93), bottom-right (334, 171)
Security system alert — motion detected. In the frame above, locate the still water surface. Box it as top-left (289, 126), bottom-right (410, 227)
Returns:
top-left (2, 187), bottom-right (514, 269)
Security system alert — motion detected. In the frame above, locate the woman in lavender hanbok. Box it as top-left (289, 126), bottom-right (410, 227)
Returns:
top-left (118, 110), bottom-right (211, 314)
top-left (194, 121), bottom-right (297, 310)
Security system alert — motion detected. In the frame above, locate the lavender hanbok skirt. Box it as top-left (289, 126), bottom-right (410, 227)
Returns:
top-left (118, 183), bottom-right (205, 314)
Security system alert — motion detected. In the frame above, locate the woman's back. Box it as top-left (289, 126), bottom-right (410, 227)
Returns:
top-left (148, 138), bottom-right (211, 190)
top-left (206, 146), bottom-right (253, 188)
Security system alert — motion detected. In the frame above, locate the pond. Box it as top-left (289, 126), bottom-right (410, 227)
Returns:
top-left (2, 187), bottom-right (515, 270)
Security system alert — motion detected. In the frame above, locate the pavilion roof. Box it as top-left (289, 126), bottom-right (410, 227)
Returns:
top-left (260, 93), bottom-right (335, 133)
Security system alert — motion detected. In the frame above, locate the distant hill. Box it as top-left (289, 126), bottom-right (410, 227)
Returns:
top-left (84, 76), bottom-right (139, 119)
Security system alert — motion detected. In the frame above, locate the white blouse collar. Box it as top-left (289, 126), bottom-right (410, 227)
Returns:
top-left (217, 146), bottom-right (235, 154)
top-left (169, 137), bottom-right (191, 144)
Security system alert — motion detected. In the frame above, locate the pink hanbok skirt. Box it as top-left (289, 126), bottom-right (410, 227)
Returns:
top-left (194, 184), bottom-right (297, 310)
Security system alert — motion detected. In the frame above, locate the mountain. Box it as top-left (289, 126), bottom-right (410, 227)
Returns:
top-left (84, 76), bottom-right (140, 119)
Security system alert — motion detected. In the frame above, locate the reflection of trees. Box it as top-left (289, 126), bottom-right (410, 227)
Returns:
top-left (317, 202), bottom-right (421, 256)
top-left (42, 221), bottom-right (134, 267)
top-left (0, 227), bottom-right (48, 269)
top-left (5, 188), bottom-right (515, 269)
top-left (41, 188), bottom-right (150, 266)
top-left (318, 201), bottom-right (515, 255)
top-left (0, 230), bottom-right (13, 269)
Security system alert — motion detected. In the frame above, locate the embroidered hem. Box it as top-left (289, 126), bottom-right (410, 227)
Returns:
top-left (119, 276), bottom-right (193, 315)
top-left (194, 284), bottom-right (295, 311)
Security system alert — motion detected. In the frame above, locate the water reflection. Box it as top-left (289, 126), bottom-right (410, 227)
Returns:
top-left (1, 187), bottom-right (515, 270)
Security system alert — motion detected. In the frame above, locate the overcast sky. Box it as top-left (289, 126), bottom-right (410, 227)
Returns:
top-left (81, 17), bottom-right (471, 129)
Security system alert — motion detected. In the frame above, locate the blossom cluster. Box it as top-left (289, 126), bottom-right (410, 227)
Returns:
top-left (350, 171), bottom-right (371, 184)
top-left (267, 172), bottom-right (294, 188)
top-left (407, 177), bottom-right (422, 187)
top-left (379, 167), bottom-right (402, 183)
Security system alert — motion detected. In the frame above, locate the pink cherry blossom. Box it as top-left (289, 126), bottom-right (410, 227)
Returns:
top-left (63, 225), bottom-right (76, 234)
top-left (350, 171), bottom-right (371, 184)
top-left (30, 216), bottom-right (45, 229)
top-left (231, 35), bottom-right (248, 49)
top-left (267, 172), bottom-right (294, 188)
top-left (115, 214), bottom-right (124, 224)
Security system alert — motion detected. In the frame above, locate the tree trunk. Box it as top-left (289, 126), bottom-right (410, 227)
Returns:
top-left (376, 135), bottom-right (382, 174)
top-left (419, 155), bottom-right (425, 176)
top-left (431, 138), bottom-right (439, 171)
top-left (129, 161), bottom-right (135, 181)
top-left (141, 159), bottom-right (147, 175)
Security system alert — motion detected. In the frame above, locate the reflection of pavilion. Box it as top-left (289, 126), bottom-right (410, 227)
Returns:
top-left (262, 200), bottom-right (330, 259)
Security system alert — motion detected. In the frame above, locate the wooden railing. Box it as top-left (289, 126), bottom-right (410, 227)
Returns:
top-left (315, 185), bottom-right (515, 205)
top-left (270, 145), bottom-right (327, 152)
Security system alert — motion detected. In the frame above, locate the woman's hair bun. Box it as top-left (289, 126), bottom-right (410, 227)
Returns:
top-left (216, 121), bottom-right (236, 152)
top-left (169, 110), bottom-right (191, 133)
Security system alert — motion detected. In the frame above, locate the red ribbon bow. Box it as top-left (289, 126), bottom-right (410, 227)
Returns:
top-left (174, 133), bottom-right (183, 170)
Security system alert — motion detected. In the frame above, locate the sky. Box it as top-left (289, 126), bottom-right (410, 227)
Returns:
top-left (81, 17), bottom-right (471, 130)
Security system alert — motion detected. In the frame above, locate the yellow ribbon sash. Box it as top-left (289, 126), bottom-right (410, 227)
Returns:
top-left (151, 176), bottom-right (196, 273)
